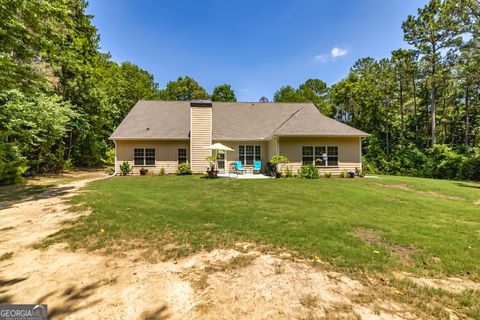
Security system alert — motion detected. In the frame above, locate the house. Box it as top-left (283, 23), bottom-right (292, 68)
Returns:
top-left (109, 100), bottom-right (369, 175)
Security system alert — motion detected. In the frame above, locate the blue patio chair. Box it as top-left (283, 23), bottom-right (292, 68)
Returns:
top-left (234, 161), bottom-right (246, 174)
top-left (253, 160), bottom-right (262, 174)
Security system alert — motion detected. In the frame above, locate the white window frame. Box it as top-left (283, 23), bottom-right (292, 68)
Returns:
top-left (133, 148), bottom-right (156, 166)
top-left (302, 146), bottom-right (338, 167)
top-left (239, 145), bottom-right (261, 166)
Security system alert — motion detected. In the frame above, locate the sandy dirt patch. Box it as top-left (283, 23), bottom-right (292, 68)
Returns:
top-left (395, 272), bottom-right (480, 294)
top-left (375, 183), bottom-right (411, 191)
top-left (355, 228), bottom-right (418, 265)
top-left (0, 173), bottom-right (453, 319)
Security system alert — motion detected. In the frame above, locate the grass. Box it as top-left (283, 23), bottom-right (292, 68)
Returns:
top-left (40, 175), bottom-right (480, 281)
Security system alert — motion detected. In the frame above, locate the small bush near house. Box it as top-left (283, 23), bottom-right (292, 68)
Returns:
top-left (176, 163), bottom-right (192, 175)
top-left (299, 164), bottom-right (319, 179)
top-left (139, 167), bottom-right (149, 175)
top-left (355, 167), bottom-right (362, 177)
top-left (119, 161), bottom-right (132, 176)
top-left (339, 170), bottom-right (347, 178)
top-left (105, 167), bottom-right (114, 175)
top-left (284, 166), bottom-right (294, 178)
top-left (159, 167), bottom-right (166, 176)
top-left (324, 172), bottom-right (332, 178)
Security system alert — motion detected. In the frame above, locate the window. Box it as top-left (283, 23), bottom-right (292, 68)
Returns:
top-left (134, 148), bottom-right (144, 165)
top-left (239, 145), bottom-right (261, 165)
top-left (133, 148), bottom-right (155, 166)
top-left (327, 146), bottom-right (338, 166)
top-left (178, 148), bottom-right (187, 164)
top-left (302, 146), bottom-right (338, 167)
top-left (315, 146), bottom-right (326, 166)
top-left (302, 146), bottom-right (314, 165)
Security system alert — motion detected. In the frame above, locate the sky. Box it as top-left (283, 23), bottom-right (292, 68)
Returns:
top-left (86, 0), bottom-right (429, 102)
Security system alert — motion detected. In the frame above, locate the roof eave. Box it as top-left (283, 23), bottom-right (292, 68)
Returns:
top-left (109, 136), bottom-right (189, 141)
top-left (275, 133), bottom-right (371, 138)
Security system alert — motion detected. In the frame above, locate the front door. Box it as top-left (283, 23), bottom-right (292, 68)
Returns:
top-left (216, 151), bottom-right (225, 172)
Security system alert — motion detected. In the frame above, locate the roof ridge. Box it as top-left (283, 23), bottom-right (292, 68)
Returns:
top-left (270, 106), bottom-right (305, 137)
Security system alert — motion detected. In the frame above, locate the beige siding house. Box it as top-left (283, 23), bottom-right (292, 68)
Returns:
top-left (110, 100), bottom-right (369, 176)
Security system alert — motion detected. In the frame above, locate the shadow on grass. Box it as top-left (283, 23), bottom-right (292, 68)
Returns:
top-left (454, 182), bottom-right (480, 190)
top-left (0, 185), bottom-right (75, 210)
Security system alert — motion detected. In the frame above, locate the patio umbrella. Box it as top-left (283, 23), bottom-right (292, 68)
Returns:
top-left (204, 143), bottom-right (234, 172)
top-left (203, 143), bottom-right (234, 152)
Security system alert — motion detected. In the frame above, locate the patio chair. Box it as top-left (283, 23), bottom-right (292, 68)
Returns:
top-left (253, 160), bottom-right (262, 174)
top-left (234, 161), bottom-right (246, 174)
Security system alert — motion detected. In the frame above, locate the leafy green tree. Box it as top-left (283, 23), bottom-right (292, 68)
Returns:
top-left (402, 0), bottom-right (462, 145)
top-left (211, 84), bottom-right (237, 102)
top-left (156, 76), bottom-right (209, 101)
top-left (273, 79), bottom-right (331, 115)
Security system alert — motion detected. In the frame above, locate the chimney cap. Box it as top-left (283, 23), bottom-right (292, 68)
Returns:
top-left (190, 100), bottom-right (212, 107)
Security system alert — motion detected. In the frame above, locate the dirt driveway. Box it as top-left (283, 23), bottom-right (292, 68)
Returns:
top-left (0, 172), bottom-right (454, 319)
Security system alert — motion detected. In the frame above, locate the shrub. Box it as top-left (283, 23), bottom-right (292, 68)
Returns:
top-left (105, 167), bottom-right (114, 175)
top-left (458, 156), bottom-right (480, 181)
top-left (176, 163), bottom-right (192, 175)
top-left (119, 161), bottom-right (132, 176)
top-left (324, 172), bottom-right (332, 178)
top-left (299, 164), bottom-right (319, 179)
top-left (159, 167), bottom-right (166, 176)
top-left (284, 166), bottom-right (294, 178)
top-left (339, 170), bottom-right (347, 178)
top-left (102, 148), bottom-right (116, 166)
top-left (139, 167), bottom-right (148, 175)
top-left (271, 155), bottom-right (290, 176)
top-left (355, 167), bottom-right (362, 177)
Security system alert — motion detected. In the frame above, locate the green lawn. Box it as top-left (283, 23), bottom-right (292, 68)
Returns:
top-left (43, 175), bottom-right (480, 281)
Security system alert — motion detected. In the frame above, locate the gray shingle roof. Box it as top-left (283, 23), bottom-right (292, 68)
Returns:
top-left (109, 100), bottom-right (369, 140)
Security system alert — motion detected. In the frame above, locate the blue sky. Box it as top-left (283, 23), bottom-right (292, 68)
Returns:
top-left (87, 0), bottom-right (428, 101)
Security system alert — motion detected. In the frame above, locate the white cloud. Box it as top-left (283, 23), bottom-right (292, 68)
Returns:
top-left (331, 47), bottom-right (347, 58)
top-left (313, 54), bottom-right (329, 63)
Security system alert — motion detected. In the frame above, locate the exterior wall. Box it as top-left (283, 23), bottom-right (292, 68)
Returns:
top-left (279, 136), bottom-right (362, 176)
top-left (267, 138), bottom-right (278, 163)
top-left (115, 140), bottom-right (189, 174)
top-left (213, 140), bottom-right (269, 173)
top-left (190, 106), bottom-right (212, 172)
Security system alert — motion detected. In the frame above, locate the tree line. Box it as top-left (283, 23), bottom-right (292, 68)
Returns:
top-left (275, 0), bottom-right (480, 180)
top-left (1, 0), bottom-right (479, 184)
top-left (0, 0), bottom-right (236, 184)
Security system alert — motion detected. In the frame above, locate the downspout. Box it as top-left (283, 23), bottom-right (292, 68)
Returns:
top-left (114, 140), bottom-right (117, 176)
top-left (359, 137), bottom-right (362, 175)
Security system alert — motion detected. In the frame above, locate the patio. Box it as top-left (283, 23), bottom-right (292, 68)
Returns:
top-left (217, 172), bottom-right (273, 179)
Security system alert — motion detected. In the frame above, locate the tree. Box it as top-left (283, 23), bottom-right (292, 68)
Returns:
top-left (273, 79), bottom-right (331, 115)
top-left (211, 84), bottom-right (236, 102)
top-left (156, 76), bottom-right (209, 101)
top-left (259, 96), bottom-right (270, 102)
top-left (402, 0), bottom-right (462, 145)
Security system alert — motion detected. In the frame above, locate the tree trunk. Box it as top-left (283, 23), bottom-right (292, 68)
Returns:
top-left (399, 76), bottom-right (405, 145)
top-left (464, 87), bottom-right (470, 147)
top-left (412, 73), bottom-right (419, 147)
top-left (67, 130), bottom-right (73, 160)
top-left (431, 46), bottom-right (437, 146)
top-left (442, 95), bottom-right (446, 145)
top-left (385, 103), bottom-right (390, 155)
